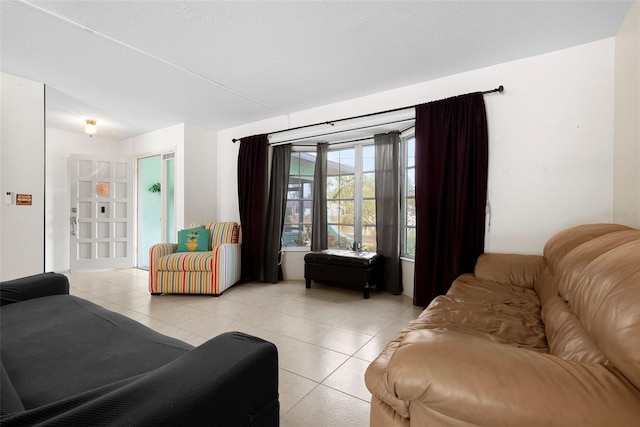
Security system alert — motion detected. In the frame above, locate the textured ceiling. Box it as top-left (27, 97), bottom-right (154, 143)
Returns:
top-left (0, 0), bottom-right (633, 140)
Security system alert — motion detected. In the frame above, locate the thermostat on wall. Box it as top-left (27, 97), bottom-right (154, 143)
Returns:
top-left (4, 192), bottom-right (12, 205)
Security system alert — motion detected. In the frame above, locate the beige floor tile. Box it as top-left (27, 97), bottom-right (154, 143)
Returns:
top-left (278, 368), bottom-right (318, 415)
top-left (152, 324), bottom-right (202, 343)
top-left (280, 384), bottom-right (370, 427)
top-left (279, 341), bottom-right (350, 382)
top-left (172, 312), bottom-right (236, 337)
top-left (69, 288), bottom-right (96, 299)
top-left (307, 327), bottom-right (373, 355)
top-left (273, 299), bottom-right (326, 319)
top-left (333, 312), bottom-right (392, 336)
top-left (135, 304), bottom-right (209, 324)
top-left (376, 317), bottom-right (412, 340)
top-left (353, 336), bottom-right (390, 362)
top-left (257, 312), bottom-right (331, 342)
top-left (99, 289), bottom-right (150, 304)
top-left (323, 357), bottom-right (372, 402)
top-left (72, 282), bottom-right (129, 297)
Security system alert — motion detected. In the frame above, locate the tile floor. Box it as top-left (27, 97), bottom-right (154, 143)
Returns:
top-left (65, 268), bottom-right (423, 426)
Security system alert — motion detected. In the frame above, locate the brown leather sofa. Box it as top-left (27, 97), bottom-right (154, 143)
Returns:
top-left (365, 223), bottom-right (640, 426)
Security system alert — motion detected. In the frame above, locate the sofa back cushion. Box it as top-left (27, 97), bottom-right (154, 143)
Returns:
top-left (543, 225), bottom-right (640, 388)
top-left (191, 222), bottom-right (240, 249)
top-left (474, 253), bottom-right (545, 289)
top-left (562, 236), bottom-right (640, 388)
top-left (543, 223), bottom-right (631, 275)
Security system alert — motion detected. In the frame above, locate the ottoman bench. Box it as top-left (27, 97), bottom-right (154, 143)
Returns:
top-left (304, 250), bottom-right (384, 299)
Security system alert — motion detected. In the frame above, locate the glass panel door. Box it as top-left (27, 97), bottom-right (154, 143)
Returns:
top-left (136, 152), bottom-right (176, 269)
top-left (137, 155), bottom-right (161, 270)
top-left (163, 154), bottom-right (176, 243)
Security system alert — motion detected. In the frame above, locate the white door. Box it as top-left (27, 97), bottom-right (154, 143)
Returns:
top-left (69, 155), bottom-right (134, 270)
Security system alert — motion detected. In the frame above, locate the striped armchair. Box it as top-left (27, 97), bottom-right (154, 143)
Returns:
top-left (149, 222), bottom-right (241, 295)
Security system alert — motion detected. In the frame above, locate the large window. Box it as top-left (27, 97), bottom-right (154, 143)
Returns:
top-left (283, 152), bottom-right (315, 247)
top-left (284, 139), bottom-right (410, 254)
top-left (327, 144), bottom-right (376, 251)
top-left (401, 136), bottom-right (416, 257)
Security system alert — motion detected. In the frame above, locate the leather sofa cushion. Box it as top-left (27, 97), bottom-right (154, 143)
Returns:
top-left (436, 275), bottom-right (548, 352)
top-left (559, 236), bottom-right (640, 388)
top-left (474, 253), bottom-right (545, 288)
top-left (542, 293), bottom-right (607, 364)
top-left (543, 223), bottom-right (631, 275)
top-left (157, 251), bottom-right (216, 272)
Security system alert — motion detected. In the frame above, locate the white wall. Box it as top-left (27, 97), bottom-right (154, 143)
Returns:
top-left (45, 128), bottom-right (123, 271)
top-left (183, 123), bottom-right (217, 225)
top-left (613, 0), bottom-right (640, 228)
top-left (216, 39), bottom-right (616, 288)
top-left (1, 73), bottom-right (45, 280)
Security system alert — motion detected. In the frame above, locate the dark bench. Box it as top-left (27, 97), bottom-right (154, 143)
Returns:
top-left (304, 250), bottom-right (384, 299)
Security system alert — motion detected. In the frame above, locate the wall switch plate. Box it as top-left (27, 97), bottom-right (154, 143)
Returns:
top-left (4, 192), bottom-right (12, 205)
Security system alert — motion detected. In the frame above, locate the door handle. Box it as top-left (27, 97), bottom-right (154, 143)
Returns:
top-left (71, 216), bottom-right (77, 236)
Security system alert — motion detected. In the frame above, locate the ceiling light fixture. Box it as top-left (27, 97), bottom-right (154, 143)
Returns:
top-left (85, 119), bottom-right (97, 137)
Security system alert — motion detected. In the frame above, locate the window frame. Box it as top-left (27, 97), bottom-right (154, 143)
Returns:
top-left (400, 129), bottom-right (416, 259)
top-left (282, 148), bottom-right (316, 251)
top-left (326, 141), bottom-right (376, 251)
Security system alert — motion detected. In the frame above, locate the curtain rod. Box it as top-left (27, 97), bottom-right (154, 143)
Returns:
top-left (232, 85), bottom-right (504, 143)
top-left (269, 118), bottom-right (414, 146)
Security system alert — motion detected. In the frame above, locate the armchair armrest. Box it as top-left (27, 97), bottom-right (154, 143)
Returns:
top-left (385, 329), bottom-right (640, 426)
top-left (149, 243), bottom-right (178, 294)
top-left (474, 253), bottom-right (545, 288)
top-left (0, 332), bottom-right (279, 426)
top-left (0, 273), bottom-right (69, 306)
top-left (213, 243), bottom-right (242, 291)
top-left (149, 243), bottom-right (178, 264)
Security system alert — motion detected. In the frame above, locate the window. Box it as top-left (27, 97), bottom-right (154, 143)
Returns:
top-left (326, 144), bottom-right (376, 251)
top-left (401, 136), bottom-right (416, 257)
top-left (283, 152), bottom-right (316, 247)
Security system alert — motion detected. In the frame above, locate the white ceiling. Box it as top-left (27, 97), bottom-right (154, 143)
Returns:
top-left (1, 0), bottom-right (633, 140)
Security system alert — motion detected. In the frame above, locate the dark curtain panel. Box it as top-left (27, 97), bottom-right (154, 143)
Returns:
top-left (237, 134), bottom-right (268, 281)
top-left (374, 132), bottom-right (402, 294)
top-left (413, 93), bottom-right (488, 307)
top-left (311, 143), bottom-right (328, 251)
top-left (263, 145), bottom-right (292, 283)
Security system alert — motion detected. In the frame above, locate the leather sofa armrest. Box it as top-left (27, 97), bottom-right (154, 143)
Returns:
top-left (473, 253), bottom-right (545, 288)
top-left (0, 272), bottom-right (69, 306)
top-left (386, 329), bottom-right (640, 426)
top-left (0, 332), bottom-right (279, 426)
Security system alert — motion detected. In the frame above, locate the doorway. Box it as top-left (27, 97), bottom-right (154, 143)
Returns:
top-left (137, 152), bottom-right (175, 270)
top-left (69, 155), bottom-right (135, 270)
